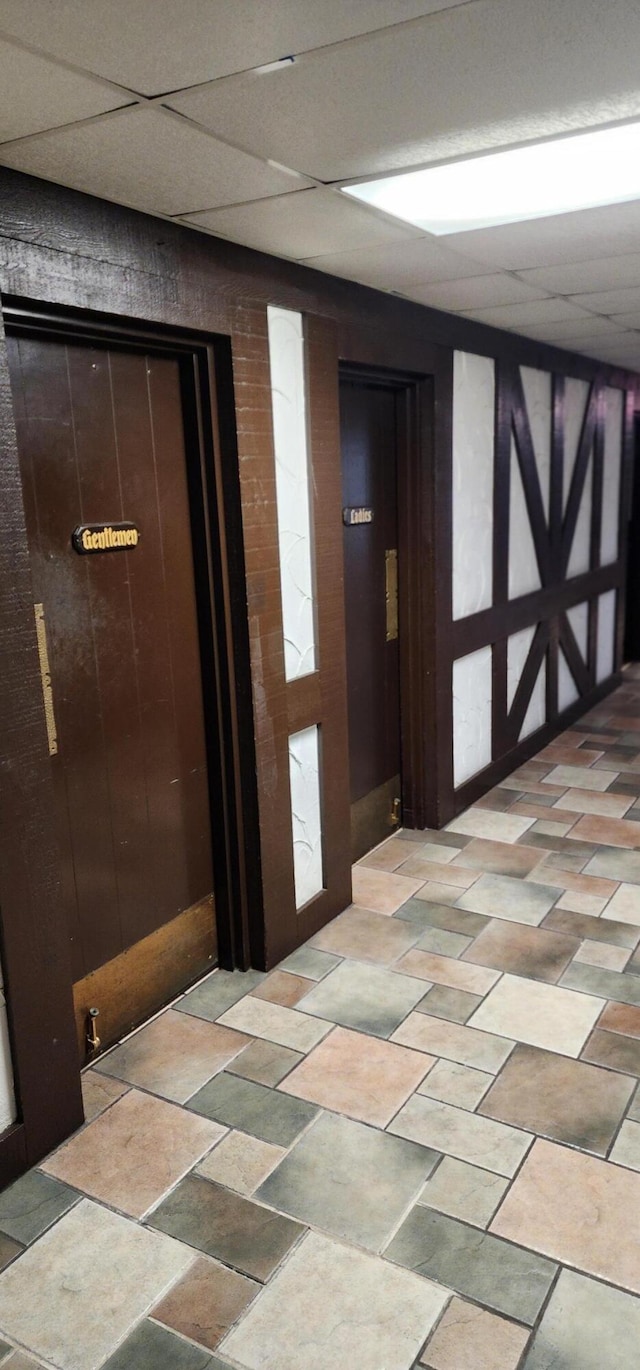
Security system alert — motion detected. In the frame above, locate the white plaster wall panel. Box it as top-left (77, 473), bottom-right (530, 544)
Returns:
top-left (267, 306), bottom-right (317, 681)
top-left (597, 590), bottom-right (617, 683)
top-left (558, 647), bottom-right (580, 711)
top-left (566, 452), bottom-right (593, 579)
top-left (507, 625), bottom-right (536, 710)
top-left (520, 366), bottom-right (552, 518)
top-left (288, 726), bottom-right (324, 909)
top-left (567, 600), bottom-right (589, 660)
top-left (452, 352), bottom-right (495, 621)
top-left (519, 660), bottom-right (547, 741)
top-left (509, 435), bottom-right (541, 599)
top-left (601, 387), bottom-right (624, 565)
top-left (453, 646), bottom-right (492, 788)
top-left (0, 995), bottom-right (16, 1132)
top-left (563, 378), bottom-right (590, 510)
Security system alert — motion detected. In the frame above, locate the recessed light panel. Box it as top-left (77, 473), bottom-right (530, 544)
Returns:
top-left (342, 122), bottom-right (640, 235)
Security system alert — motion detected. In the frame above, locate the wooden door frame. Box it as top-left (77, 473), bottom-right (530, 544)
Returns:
top-left (0, 297), bottom-right (260, 1178)
top-left (339, 363), bottom-right (437, 836)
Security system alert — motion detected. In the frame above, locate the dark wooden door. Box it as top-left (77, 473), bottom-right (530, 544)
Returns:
top-left (7, 334), bottom-right (217, 1054)
top-left (340, 377), bottom-right (401, 860)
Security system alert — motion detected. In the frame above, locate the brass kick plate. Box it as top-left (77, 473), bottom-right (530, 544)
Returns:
top-left (385, 548), bottom-right (398, 641)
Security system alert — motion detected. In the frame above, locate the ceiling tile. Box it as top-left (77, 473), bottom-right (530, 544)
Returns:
top-left (517, 253), bottom-right (640, 295)
top-left (569, 286), bottom-right (640, 314)
top-left (181, 187), bottom-right (420, 259)
top-left (0, 0), bottom-right (463, 96)
top-left (168, 0), bottom-right (640, 180)
top-left (403, 273), bottom-right (549, 311)
top-left (458, 298), bottom-right (595, 328)
top-left (0, 106), bottom-right (309, 217)
top-left (300, 236), bottom-right (486, 290)
top-left (443, 201), bottom-right (640, 271)
top-left (601, 311), bottom-right (640, 329)
top-left (517, 315), bottom-right (628, 341)
top-left (0, 37), bottom-right (130, 142)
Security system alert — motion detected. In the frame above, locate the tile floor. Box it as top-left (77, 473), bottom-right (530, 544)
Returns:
top-left (2, 678), bottom-right (640, 1366)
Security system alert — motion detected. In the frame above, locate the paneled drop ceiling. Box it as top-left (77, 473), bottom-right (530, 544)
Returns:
top-left (2, 0), bottom-right (640, 370)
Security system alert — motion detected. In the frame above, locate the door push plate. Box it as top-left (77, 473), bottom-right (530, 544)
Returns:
top-left (385, 548), bottom-right (398, 642)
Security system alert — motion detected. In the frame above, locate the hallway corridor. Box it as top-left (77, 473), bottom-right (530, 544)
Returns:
top-left (1, 676), bottom-right (640, 1367)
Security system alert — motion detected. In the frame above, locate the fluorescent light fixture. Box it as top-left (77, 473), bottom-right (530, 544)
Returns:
top-left (342, 121), bottom-right (640, 235)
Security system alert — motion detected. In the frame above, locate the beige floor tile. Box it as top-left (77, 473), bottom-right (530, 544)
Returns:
top-left (418, 1156), bottom-right (509, 1228)
top-left (42, 1089), bottom-right (224, 1219)
top-left (420, 1296), bottom-right (529, 1369)
top-left (542, 765), bottom-right (619, 791)
top-left (358, 838), bottom-right (422, 871)
top-left (218, 995), bottom-right (332, 1052)
top-left (0, 1198), bottom-right (193, 1370)
top-left (388, 1093), bottom-right (532, 1177)
top-left (556, 889), bottom-right (609, 916)
top-left (278, 1025), bottom-right (432, 1126)
top-left (552, 788), bottom-right (633, 818)
top-left (537, 744), bottom-right (603, 766)
top-left (398, 856), bottom-right (479, 888)
top-left (392, 1012), bottom-right (514, 1073)
top-left (456, 872), bottom-right (562, 927)
top-left (220, 1230), bottom-right (449, 1370)
top-left (603, 882), bottom-right (640, 926)
top-left (414, 881), bottom-right (466, 905)
top-left (396, 949), bottom-right (500, 995)
top-left (251, 971), bottom-right (315, 1008)
top-left (309, 905), bottom-right (420, 964)
top-left (417, 1059), bottom-right (493, 1110)
top-left (469, 974), bottom-right (602, 1057)
top-left (197, 1130), bottom-right (284, 1194)
top-left (528, 868), bottom-right (618, 900)
top-left (452, 837), bottom-right (544, 877)
top-left (95, 1010), bottom-right (250, 1102)
top-left (574, 940), bottom-right (630, 971)
top-left (351, 866), bottom-right (424, 914)
top-left (80, 1070), bottom-right (128, 1122)
top-left (446, 811), bottom-right (534, 843)
top-left (609, 1120), bottom-right (640, 1172)
top-left (491, 1137), bottom-right (640, 1292)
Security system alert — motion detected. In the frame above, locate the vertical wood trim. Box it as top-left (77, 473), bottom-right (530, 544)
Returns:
top-left (616, 387), bottom-right (637, 671)
top-left (433, 349), bottom-right (455, 824)
top-left (491, 359), bottom-right (511, 763)
top-left (550, 374), bottom-right (565, 580)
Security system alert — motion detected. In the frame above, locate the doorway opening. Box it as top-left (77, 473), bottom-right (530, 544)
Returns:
top-left (4, 302), bottom-right (259, 1059)
top-left (339, 364), bottom-right (435, 862)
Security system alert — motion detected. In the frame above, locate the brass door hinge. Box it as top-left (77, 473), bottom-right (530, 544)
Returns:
top-left (389, 796), bottom-right (401, 827)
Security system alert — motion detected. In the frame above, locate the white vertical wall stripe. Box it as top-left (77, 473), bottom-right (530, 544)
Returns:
top-left (288, 725), bottom-right (323, 909)
top-left (520, 366), bottom-right (552, 518)
top-left (567, 600), bottom-right (589, 660)
top-left (452, 351), bottom-right (495, 620)
top-left (453, 646), bottom-right (492, 787)
top-left (597, 590), bottom-right (617, 683)
top-left (601, 387), bottom-right (624, 566)
top-left (509, 434), bottom-right (541, 599)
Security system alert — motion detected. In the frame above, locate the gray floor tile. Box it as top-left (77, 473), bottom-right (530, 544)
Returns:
top-left (186, 1072), bottom-right (317, 1146)
top-left (415, 985), bottom-right (483, 1023)
top-left (298, 960), bottom-right (426, 1037)
top-left (147, 1174), bottom-right (304, 1281)
top-left (256, 1111), bottom-right (439, 1252)
top-left (176, 970), bottom-right (265, 1022)
top-left (416, 928), bottom-right (473, 957)
top-left (456, 873), bottom-right (562, 926)
top-left (277, 947), bottom-right (341, 980)
top-left (396, 901), bottom-right (490, 937)
top-left (0, 1172), bottom-right (78, 1246)
top-left (523, 1268), bottom-right (640, 1368)
top-left (561, 961), bottom-right (640, 1006)
top-left (385, 1205), bottom-right (556, 1324)
top-left (584, 847), bottom-right (640, 884)
top-left (102, 1319), bottom-right (216, 1369)
top-left (225, 1039), bottom-right (303, 1087)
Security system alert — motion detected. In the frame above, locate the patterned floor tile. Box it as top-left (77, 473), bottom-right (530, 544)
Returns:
top-left (468, 974), bottom-right (602, 1056)
top-left (396, 856), bottom-right (478, 888)
top-left (295, 960), bottom-right (427, 1037)
top-left (420, 1296), bottom-right (529, 1370)
top-left (542, 765), bottom-right (618, 790)
top-left (250, 971), bottom-right (314, 1008)
top-left (561, 960), bottom-right (640, 1005)
top-left (418, 1156), bottom-right (509, 1228)
top-left (543, 905), bottom-right (640, 948)
top-left (522, 1268), bottom-right (640, 1369)
top-left (277, 1025), bottom-right (431, 1126)
top-left (415, 926), bottom-right (473, 957)
top-left (415, 881), bottom-right (467, 905)
top-left (393, 1012), bottom-right (514, 1072)
top-left (574, 939), bottom-right (630, 970)
top-left (388, 1093), bottom-right (532, 1176)
top-left (446, 811), bottom-right (534, 843)
top-left (220, 1230), bottom-right (449, 1370)
top-left (187, 1072), bottom-right (317, 1147)
top-left (351, 866), bottom-right (424, 913)
top-left (94, 1010), bottom-right (250, 1103)
top-left (603, 882), bottom-right (640, 925)
top-left (396, 949), bottom-right (499, 995)
top-left (581, 1027), bottom-right (640, 1076)
top-left (491, 1137), bottom-right (640, 1292)
top-left (277, 946), bottom-right (341, 980)
top-left (396, 901), bottom-right (489, 937)
top-left (217, 996), bottom-right (332, 1052)
top-left (0, 1172), bottom-right (78, 1246)
top-left (416, 985), bottom-right (483, 1024)
top-left (598, 1001), bottom-right (640, 1037)
top-left (417, 1059), bottom-right (493, 1109)
top-left (478, 1043), bottom-right (634, 1154)
top-left (102, 1319), bottom-right (214, 1369)
top-left (0, 1199), bottom-right (193, 1370)
top-left (552, 787), bottom-right (633, 817)
top-left (461, 919), bottom-right (579, 983)
top-left (41, 1090), bottom-right (224, 1219)
top-left (584, 846), bottom-right (640, 884)
top-left (571, 813), bottom-right (640, 848)
top-left (386, 1206), bottom-right (556, 1324)
top-left (456, 873), bottom-right (562, 926)
top-left (609, 1119), bottom-right (640, 1171)
top-left (80, 1070), bottom-right (129, 1122)
top-left (226, 1040), bottom-right (303, 1088)
top-left (256, 1111), bottom-right (438, 1251)
top-left (197, 1131), bottom-right (284, 1195)
top-left (308, 905), bottom-right (421, 964)
top-left (452, 837), bottom-right (544, 877)
top-left (151, 1254), bottom-right (258, 1352)
top-left (176, 970), bottom-right (265, 1023)
top-left (358, 836), bottom-right (422, 870)
top-left (148, 1174), bottom-right (304, 1281)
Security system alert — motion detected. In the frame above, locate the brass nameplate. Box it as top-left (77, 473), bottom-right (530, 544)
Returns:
top-left (72, 522), bottom-right (140, 554)
top-left (343, 507), bottom-right (373, 526)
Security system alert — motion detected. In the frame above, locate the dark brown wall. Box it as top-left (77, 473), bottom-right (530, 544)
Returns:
top-left (0, 167), bottom-right (637, 1170)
